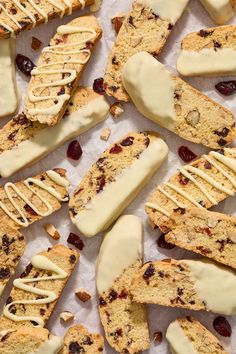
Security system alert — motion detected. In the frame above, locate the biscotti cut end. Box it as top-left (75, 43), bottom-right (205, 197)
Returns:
top-left (69, 132), bottom-right (168, 237)
top-left (166, 317), bottom-right (228, 354)
top-left (200, 0), bottom-right (235, 24)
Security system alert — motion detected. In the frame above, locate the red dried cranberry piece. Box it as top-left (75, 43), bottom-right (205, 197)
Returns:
top-left (120, 136), bottom-right (134, 146)
top-left (24, 204), bottom-right (37, 216)
top-left (179, 175), bottom-right (189, 185)
top-left (67, 140), bottom-right (83, 160)
top-left (143, 263), bottom-right (155, 279)
top-left (16, 54), bottom-right (35, 76)
top-left (93, 77), bottom-right (105, 94)
top-left (213, 316), bottom-right (232, 337)
top-left (215, 81), bottom-right (236, 96)
top-left (109, 144), bottom-right (122, 154)
top-left (204, 161), bottom-right (212, 169)
top-left (67, 233), bottom-right (84, 250)
top-left (31, 36), bottom-right (42, 50)
top-left (178, 146), bottom-right (197, 163)
top-left (157, 234), bottom-right (175, 249)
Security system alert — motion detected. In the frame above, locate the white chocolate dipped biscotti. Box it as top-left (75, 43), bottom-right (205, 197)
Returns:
top-left (96, 215), bottom-right (150, 353)
top-left (130, 258), bottom-right (236, 315)
top-left (166, 317), bottom-right (228, 354)
top-left (24, 16), bottom-right (102, 126)
top-left (104, 0), bottom-right (189, 101)
top-left (59, 324), bottom-right (104, 354)
top-left (0, 327), bottom-right (63, 354)
top-left (0, 0), bottom-right (94, 39)
top-left (0, 39), bottom-right (20, 118)
top-left (146, 147), bottom-right (236, 230)
top-left (122, 52), bottom-right (236, 149)
top-left (69, 132), bottom-right (168, 237)
top-left (200, 0), bottom-right (236, 25)
top-left (177, 25), bottom-right (236, 77)
top-left (0, 244), bottom-right (79, 330)
top-left (165, 207), bottom-right (236, 269)
top-left (0, 88), bottom-right (109, 178)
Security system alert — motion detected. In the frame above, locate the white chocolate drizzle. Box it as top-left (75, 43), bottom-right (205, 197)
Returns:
top-left (166, 320), bottom-right (198, 354)
top-left (0, 170), bottom-right (68, 227)
top-left (32, 335), bottom-right (63, 354)
top-left (27, 25), bottom-right (96, 117)
top-left (146, 150), bottom-right (236, 216)
top-left (3, 255), bottom-right (68, 326)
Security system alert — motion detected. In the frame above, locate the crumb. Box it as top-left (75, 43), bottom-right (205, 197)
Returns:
top-left (111, 12), bottom-right (126, 34)
top-left (153, 331), bottom-right (163, 344)
top-left (100, 127), bottom-right (111, 141)
top-left (110, 102), bottom-right (124, 118)
top-left (60, 311), bottom-right (74, 322)
top-left (31, 36), bottom-right (42, 50)
top-left (44, 224), bottom-right (60, 240)
top-left (75, 288), bottom-right (92, 302)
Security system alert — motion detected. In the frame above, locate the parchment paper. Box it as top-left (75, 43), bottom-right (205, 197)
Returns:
top-left (0, 1), bottom-right (235, 353)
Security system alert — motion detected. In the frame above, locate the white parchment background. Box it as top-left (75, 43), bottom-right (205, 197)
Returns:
top-left (0, 1), bottom-right (235, 353)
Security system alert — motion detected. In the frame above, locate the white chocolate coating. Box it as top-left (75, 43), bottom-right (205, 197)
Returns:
top-left (96, 215), bottom-right (143, 294)
top-left (166, 320), bottom-right (198, 354)
top-left (32, 335), bottom-right (63, 354)
top-left (200, 0), bottom-right (234, 24)
top-left (122, 52), bottom-right (176, 130)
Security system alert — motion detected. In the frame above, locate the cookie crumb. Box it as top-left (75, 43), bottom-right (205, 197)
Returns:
top-left (110, 102), bottom-right (124, 118)
top-left (153, 331), bottom-right (163, 344)
top-left (75, 288), bottom-right (92, 302)
top-left (31, 36), bottom-right (42, 50)
top-left (111, 13), bottom-right (126, 34)
top-left (100, 127), bottom-right (111, 141)
top-left (60, 311), bottom-right (74, 322)
top-left (44, 224), bottom-right (60, 240)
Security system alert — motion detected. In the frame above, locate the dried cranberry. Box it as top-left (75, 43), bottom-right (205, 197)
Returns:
top-left (0, 267), bottom-right (10, 279)
top-left (157, 234), bottom-right (175, 249)
top-left (143, 264), bottom-right (155, 279)
top-left (213, 316), bottom-right (232, 337)
top-left (120, 136), bottom-right (134, 146)
top-left (215, 81), bottom-right (236, 96)
top-left (178, 146), bottom-right (197, 163)
top-left (69, 341), bottom-right (84, 353)
top-left (67, 140), bottom-right (83, 160)
top-left (204, 161), bottom-right (212, 169)
top-left (16, 54), bottom-right (35, 76)
top-left (31, 36), bottom-right (42, 50)
top-left (110, 144), bottom-right (122, 154)
top-left (93, 77), bottom-right (104, 94)
top-left (198, 29), bottom-right (213, 37)
top-left (67, 233), bottom-right (84, 250)
top-left (24, 204), bottom-right (37, 216)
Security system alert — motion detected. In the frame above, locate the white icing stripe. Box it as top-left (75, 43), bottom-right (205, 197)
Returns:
top-left (0, 3), bottom-right (22, 29)
top-left (46, 170), bottom-right (69, 188)
top-left (185, 259), bottom-right (236, 315)
top-left (166, 320), bottom-right (198, 354)
top-left (210, 151), bottom-right (236, 174)
top-left (32, 335), bottom-right (63, 354)
top-left (158, 186), bottom-right (185, 208)
top-left (0, 95), bottom-right (109, 178)
top-left (28, 26), bottom-right (96, 117)
top-left (145, 202), bottom-right (170, 217)
top-left (204, 154), bottom-right (236, 189)
top-left (0, 170), bottom-right (68, 227)
top-left (14, 0), bottom-right (36, 27)
top-left (3, 255), bottom-right (68, 326)
top-left (177, 48), bottom-right (236, 77)
top-left (96, 215), bottom-right (143, 293)
top-left (199, 0), bottom-right (234, 24)
top-left (73, 138), bottom-right (168, 237)
top-left (165, 182), bottom-right (203, 208)
top-left (28, 0), bottom-right (48, 23)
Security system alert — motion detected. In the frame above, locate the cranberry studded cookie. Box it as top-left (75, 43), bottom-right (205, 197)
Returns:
top-left (177, 25), bottom-right (236, 76)
top-left (199, 0), bottom-right (236, 24)
top-left (0, 327), bottom-right (63, 354)
top-left (69, 132), bottom-right (168, 237)
top-left (24, 16), bottom-right (102, 126)
top-left (96, 215), bottom-right (150, 353)
top-left (0, 88), bottom-right (109, 178)
top-left (165, 207), bottom-right (236, 269)
top-left (0, 0), bottom-right (94, 39)
top-left (59, 324), bottom-right (104, 354)
top-left (130, 258), bottom-right (236, 315)
top-left (104, 0), bottom-right (189, 101)
top-left (146, 147), bottom-right (236, 230)
top-left (0, 244), bottom-right (79, 330)
top-left (122, 52), bottom-right (236, 149)
top-left (166, 317), bottom-right (228, 354)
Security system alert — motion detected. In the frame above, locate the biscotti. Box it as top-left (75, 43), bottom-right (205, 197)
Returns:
top-left (0, 244), bottom-right (79, 330)
top-left (177, 25), bottom-right (236, 76)
top-left (122, 52), bottom-right (236, 149)
top-left (96, 215), bottom-right (150, 353)
top-left (0, 0), bottom-right (93, 39)
top-left (69, 132), bottom-right (168, 237)
top-left (0, 327), bottom-right (63, 354)
top-left (24, 16), bottom-right (102, 126)
top-left (59, 324), bottom-right (104, 354)
top-left (130, 258), bottom-right (236, 315)
top-left (104, 0), bottom-right (189, 101)
top-left (200, 0), bottom-right (236, 24)
top-left (165, 207), bottom-right (236, 269)
top-left (166, 317), bottom-right (228, 354)
top-left (0, 87), bottom-right (109, 178)
top-left (0, 39), bottom-right (19, 117)
top-left (146, 147), bottom-right (236, 230)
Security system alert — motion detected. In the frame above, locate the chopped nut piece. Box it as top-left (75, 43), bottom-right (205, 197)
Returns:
top-left (129, 35), bottom-right (143, 47)
top-left (110, 102), bottom-right (124, 118)
top-left (153, 331), bottom-right (163, 344)
top-left (60, 311), bottom-right (74, 322)
top-left (227, 230), bottom-right (236, 243)
top-left (111, 12), bottom-right (126, 34)
top-left (207, 218), bottom-right (218, 228)
top-left (44, 224), bottom-right (60, 240)
top-left (75, 288), bottom-right (92, 302)
top-left (185, 110), bottom-right (200, 127)
top-left (100, 127), bottom-right (111, 141)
